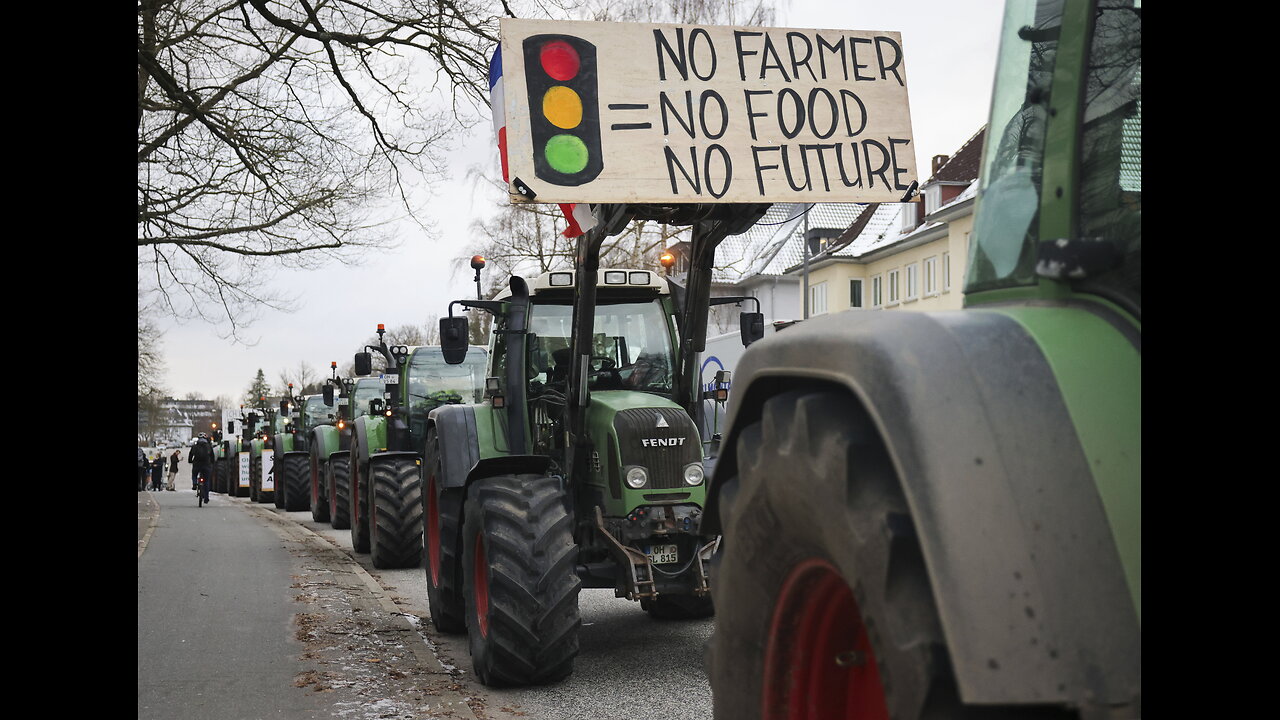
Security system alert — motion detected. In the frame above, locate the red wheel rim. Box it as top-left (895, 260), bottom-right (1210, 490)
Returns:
top-left (426, 471), bottom-right (441, 585)
top-left (763, 558), bottom-right (889, 720)
top-left (473, 532), bottom-right (490, 638)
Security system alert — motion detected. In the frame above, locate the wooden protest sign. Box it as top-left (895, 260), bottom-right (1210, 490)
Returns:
top-left (494, 17), bottom-right (916, 205)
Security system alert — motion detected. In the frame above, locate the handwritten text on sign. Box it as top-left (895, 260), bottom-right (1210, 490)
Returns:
top-left (500, 18), bottom-right (916, 204)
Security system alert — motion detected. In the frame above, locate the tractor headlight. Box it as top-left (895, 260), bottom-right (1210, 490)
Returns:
top-left (625, 466), bottom-right (648, 489)
top-left (683, 463), bottom-right (705, 486)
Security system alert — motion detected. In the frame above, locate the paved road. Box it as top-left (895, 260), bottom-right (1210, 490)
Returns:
top-left (138, 477), bottom-right (717, 720)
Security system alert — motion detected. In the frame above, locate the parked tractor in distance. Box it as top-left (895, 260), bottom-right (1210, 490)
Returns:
top-left (347, 326), bottom-right (488, 569)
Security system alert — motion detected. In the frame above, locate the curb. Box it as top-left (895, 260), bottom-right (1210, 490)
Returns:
top-left (241, 499), bottom-right (480, 720)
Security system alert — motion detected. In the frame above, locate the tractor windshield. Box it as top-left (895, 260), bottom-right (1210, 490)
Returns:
top-left (351, 379), bottom-right (384, 419)
top-left (406, 347), bottom-right (488, 408)
top-left (301, 396), bottom-right (337, 432)
top-left (527, 298), bottom-right (675, 395)
top-left (969, 0), bottom-right (1141, 313)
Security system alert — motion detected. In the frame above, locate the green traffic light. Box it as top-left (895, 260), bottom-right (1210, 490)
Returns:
top-left (544, 134), bottom-right (589, 174)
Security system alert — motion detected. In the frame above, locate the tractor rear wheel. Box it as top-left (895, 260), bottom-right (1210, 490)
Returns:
top-left (709, 391), bottom-right (1077, 720)
top-left (369, 455), bottom-right (425, 569)
top-left (424, 429), bottom-right (466, 633)
top-left (214, 458), bottom-right (228, 494)
top-left (463, 474), bottom-right (581, 687)
top-left (349, 444), bottom-right (370, 553)
top-left (329, 455), bottom-right (351, 530)
top-left (310, 449), bottom-right (330, 523)
top-left (283, 454), bottom-right (309, 512)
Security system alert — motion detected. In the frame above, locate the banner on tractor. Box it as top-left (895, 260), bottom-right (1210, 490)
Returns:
top-left (495, 17), bottom-right (916, 205)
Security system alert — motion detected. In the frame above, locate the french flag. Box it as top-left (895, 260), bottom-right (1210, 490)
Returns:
top-left (489, 45), bottom-right (596, 239)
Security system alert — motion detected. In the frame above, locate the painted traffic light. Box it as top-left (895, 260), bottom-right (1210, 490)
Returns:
top-left (522, 34), bottom-right (603, 186)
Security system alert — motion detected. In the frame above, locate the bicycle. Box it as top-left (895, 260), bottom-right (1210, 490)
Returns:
top-left (197, 472), bottom-right (209, 507)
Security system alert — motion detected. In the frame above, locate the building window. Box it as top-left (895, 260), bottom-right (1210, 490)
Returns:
top-left (942, 252), bottom-right (951, 292)
top-left (905, 264), bottom-right (918, 301)
top-left (849, 279), bottom-right (864, 308)
top-left (810, 281), bottom-right (828, 316)
top-left (924, 256), bottom-right (938, 296)
top-left (872, 275), bottom-right (883, 308)
top-left (887, 269), bottom-right (900, 305)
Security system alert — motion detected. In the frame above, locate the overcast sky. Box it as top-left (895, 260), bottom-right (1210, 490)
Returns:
top-left (149, 0), bottom-right (1006, 404)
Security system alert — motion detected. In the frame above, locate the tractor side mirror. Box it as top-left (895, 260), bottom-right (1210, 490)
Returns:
top-left (227, 421), bottom-right (236, 435)
top-left (279, 400), bottom-right (289, 417)
top-left (322, 384), bottom-right (335, 406)
top-left (440, 316), bottom-right (470, 365)
top-left (740, 311), bottom-right (765, 347)
top-left (354, 351), bottom-right (372, 376)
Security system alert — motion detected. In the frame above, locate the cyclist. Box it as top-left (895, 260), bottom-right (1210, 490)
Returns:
top-left (188, 433), bottom-right (214, 505)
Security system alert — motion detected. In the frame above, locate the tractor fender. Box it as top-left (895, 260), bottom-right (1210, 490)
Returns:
top-left (705, 305), bottom-right (1139, 708)
top-left (352, 415), bottom-right (380, 469)
top-left (427, 404), bottom-right (479, 490)
top-left (313, 425), bottom-right (341, 460)
top-left (427, 404), bottom-right (554, 490)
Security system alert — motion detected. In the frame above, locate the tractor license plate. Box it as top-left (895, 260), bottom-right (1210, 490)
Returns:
top-left (646, 544), bottom-right (679, 565)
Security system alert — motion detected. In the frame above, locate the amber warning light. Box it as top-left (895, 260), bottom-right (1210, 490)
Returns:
top-left (659, 251), bottom-right (675, 269)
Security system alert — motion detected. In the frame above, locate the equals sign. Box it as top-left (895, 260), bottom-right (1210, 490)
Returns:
top-left (609, 103), bottom-right (651, 130)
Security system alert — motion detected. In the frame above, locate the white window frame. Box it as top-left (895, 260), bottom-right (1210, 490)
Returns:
top-left (887, 269), bottom-right (900, 306)
top-left (942, 251), bottom-right (952, 292)
top-left (924, 256), bottom-right (939, 297)
top-left (809, 281), bottom-right (828, 316)
top-left (849, 278), bottom-right (864, 309)
top-left (871, 275), bottom-right (883, 308)
top-left (905, 263), bottom-right (918, 302)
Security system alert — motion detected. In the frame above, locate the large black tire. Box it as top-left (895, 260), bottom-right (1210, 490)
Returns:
top-left (310, 448), bottom-right (331, 523)
top-left (273, 446), bottom-right (287, 509)
top-left (214, 457), bottom-right (228, 494)
top-left (329, 454), bottom-right (351, 530)
top-left (349, 444), bottom-right (370, 553)
top-left (249, 457), bottom-right (260, 503)
top-left (709, 391), bottom-right (1077, 720)
top-left (369, 455), bottom-right (425, 569)
top-left (424, 429), bottom-right (466, 634)
top-left (462, 474), bottom-right (581, 687)
top-left (641, 593), bottom-right (714, 620)
top-left (283, 454), bottom-right (309, 512)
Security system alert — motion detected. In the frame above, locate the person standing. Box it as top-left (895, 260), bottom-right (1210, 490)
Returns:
top-left (138, 446), bottom-right (148, 492)
top-left (167, 449), bottom-right (180, 491)
top-left (150, 454), bottom-right (165, 491)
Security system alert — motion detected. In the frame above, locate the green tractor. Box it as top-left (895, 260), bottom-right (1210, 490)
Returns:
top-left (211, 408), bottom-right (245, 495)
top-left (273, 383), bottom-right (340, 513)
top-left (704, 1), bottom-right (1141, 718)
top-left (314, 374), bottom-right (387, 530)
top-left (347, 326), bottom-right (488, 569)
top-left (430, 211), bottom-right (768, 686)
top-left (246, 406), bottom-right (285, 504)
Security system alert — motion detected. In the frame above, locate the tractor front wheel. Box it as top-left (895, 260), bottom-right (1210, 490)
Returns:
top-left (708, 391), bottom-right (1078, 720)
top-left (463, 474), bottom-right (581, 687)
top-left (329, 455), bottom-right (351, 530)
top-left (349, 445), bottom-right (370, 553)
top-left (310, 449), bottom-right (330, 523)
top-left (369, 455), bottom-right (425, 569)
top-left (283, 454), bottom-right (309, 512)
top-left (424, 429), bottom-right (466, 633)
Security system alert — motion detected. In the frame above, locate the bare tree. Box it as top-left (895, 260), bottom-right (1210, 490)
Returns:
top-left (278, 360), bottom-right (322, 397)
top-left (138, 0), bottom-right (572, 338)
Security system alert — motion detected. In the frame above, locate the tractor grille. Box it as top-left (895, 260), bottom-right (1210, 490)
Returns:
top-left (613, 407), bottom-right (700, 490)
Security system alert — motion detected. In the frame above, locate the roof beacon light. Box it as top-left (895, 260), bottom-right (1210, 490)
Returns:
top-left (659, 251), bottom-right (676, 269)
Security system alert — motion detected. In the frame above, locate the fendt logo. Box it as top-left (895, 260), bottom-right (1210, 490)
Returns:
top-left (523, 34), bottom-right (603, 186)
top-left (641, 437), bottom-right (687, 448)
